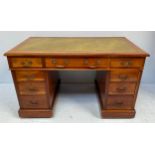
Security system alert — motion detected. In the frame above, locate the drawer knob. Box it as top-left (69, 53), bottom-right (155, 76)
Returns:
top-left (51, 59), bottom-right (57, 64)
top-left (116, 87), bottom-right (126, 92)
top-left (51, 59), bottom-right (68, 67)
top-left (29, 101), bottom-right (38, 105)
top-left (84, 59), bottom-right (89, 65)
top-left (121, 61), bottom-right (132, 67)
top-left (56, 65), bottom-right (65, 68)
top-left (118, 74), bottom-right (128, 80)
top-left (84, 59), bottom-right (100, 68)
top-left (28, 87), bottom-right (37, 92)
top-left (25, 74), bottom-right (35, 80)
top-left (21, 61), bottom-right (32, 67)
top-left (89, 66), bottom-right (97, 69)
top-left (115, 101), bottom-right (123, 105)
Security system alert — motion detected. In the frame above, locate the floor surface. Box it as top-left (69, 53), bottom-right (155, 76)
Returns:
top-left (0, 83), bottom-right (155, 123)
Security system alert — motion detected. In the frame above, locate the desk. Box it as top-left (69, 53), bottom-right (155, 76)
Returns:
top-left (4, 37), bottom-right (149, 118)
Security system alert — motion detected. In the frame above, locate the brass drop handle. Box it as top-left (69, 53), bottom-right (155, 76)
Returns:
top-left (51, 59), bottom-right (57, 64)
top-left (56, 65), bottom-right (65, 68)
top-left (118, 74), bottom-right (128, 80)
top-left (29, 101), bottom-right (38, 105)
top-left (21, 61), bottom-right (32, 67)
top-left (51, 58), bottom-right (68, 68)
top-left (25, 74), bottom-right (35, 80)
top-left (115, 101), bottom-right (123, 105)
top-left (83, 59), bottom-right (89, 65)
top-left (28, 87), bottom-right (37, 92)
top-left (89, 66), bottom-right (97, 69)
top-left (116, 87), bottom-right (126, 92)
top-left (121, 61), bottom-right (132, 67)
top-left (84, 59), bottom-right (100, 68)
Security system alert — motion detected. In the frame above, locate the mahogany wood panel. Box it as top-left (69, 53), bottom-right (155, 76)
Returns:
top-left (101, 109), bottom-right (136, 118)
top-left (18, 109), bottom-right (53, 118)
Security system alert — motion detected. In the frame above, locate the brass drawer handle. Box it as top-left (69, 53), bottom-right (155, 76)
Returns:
top-left (56, 65), bottom-right (65, 68)
top-left (115, 101), bottom-right (123, 105)
top-left (84, 59), bottom-right (100, 67)
top-left (51, 59), bottom-right (57, 64)
top-left (83, 59), bottom-right (89, 65)
top-left (21, 61), bottom-right (32, 67)
top-left (89, 66), bottom-right (97, 69)
top-left (29, 101), bottom-right (38, 105)
top-left (121, 61), bottom-right (132, 67)
top-left (118, 74), bottom-right (128, 80)
top-left (28, 87), bottom-right (37, 92)
top-left (116, 87), bottom-right (126, 92)
top-left (25, 74), bottom-right (35, 80)
top-left (51, 59), bottom-right (68, 67)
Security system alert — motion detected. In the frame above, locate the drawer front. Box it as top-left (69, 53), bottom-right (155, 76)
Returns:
top-left (110, 58), bottom-right (144, 68)
top-left (45, 58), bottom-right (108, 69)
top-left (19, 95), bottom-right (49, 109)
top-left (18, 82), bottom-right (46, 95)
top-left (11, 58), bottom-right (42, 68)
top-left (106, 96), bottom-right (134, 110)
top-left (109, 82), bottom-right (136, 95)
top-left (110, 69), bottom-right (140, 82)
top-left (15, 71), bottom-right (45, 82)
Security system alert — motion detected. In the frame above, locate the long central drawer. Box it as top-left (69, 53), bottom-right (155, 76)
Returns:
top-left (45, 57), bottom-right (109, 69)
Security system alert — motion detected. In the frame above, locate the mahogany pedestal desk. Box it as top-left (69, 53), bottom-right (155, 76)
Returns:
top-left (4, 37), bottom-right (149, 118)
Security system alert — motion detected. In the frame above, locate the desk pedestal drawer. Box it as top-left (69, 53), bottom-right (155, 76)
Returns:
top-left (18, 82), bottom-right (46, 95)
top-left (20, 95), bottom-right (49, 109)
top-left (110, 69), bottom-right (140, 82)
top-left (109, 82), bottom-right (136, 95)
top-left (15, 71), bottom-right (45, 82)
top-left (106, 96), bottom-right (134, 110)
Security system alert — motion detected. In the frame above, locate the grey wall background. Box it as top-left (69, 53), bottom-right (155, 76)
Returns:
top-left (0, 31), bottom-right (155, 84)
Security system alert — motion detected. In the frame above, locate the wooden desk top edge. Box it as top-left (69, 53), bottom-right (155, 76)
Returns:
top-left (4, 37), bottom-right (150, 57)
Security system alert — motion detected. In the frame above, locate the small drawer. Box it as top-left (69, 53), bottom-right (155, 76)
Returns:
top-left (106, 96), bottom-right (134, 110)
top-left (15, 71), bottom-right (45, 82)
top-left (18, 82), bottom-right (46, 95)
top-left (11, 58), bottom-right (42, 68)
top-left (110, 69), bottom-right (140, 82)
top-left (109, 82), bottom-right (136, 95)
top-left (110, 58), bottom-right (144, 68)
top-left (19, 95), bottom-right (49, 109)
top-left (45, 57), bottom-right (108, 69)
